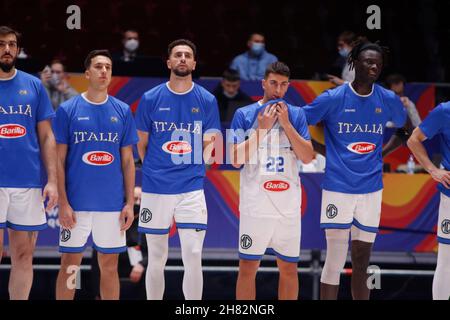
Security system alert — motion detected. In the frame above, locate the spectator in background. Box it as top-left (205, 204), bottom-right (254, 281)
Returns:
top-left (40, 60), bottom-right (78, 110)
top-left (230, 33), bottom-right (277, 81)
top-left (212, 68), bottom-right (252, 122)
top-left (112, 29), bottom-right (165, 77)
top-left (382, 74), bottom-right (422, 157)
top-left (386, 74), bottom-right (422, 127)
top-left (114, 29), bottom-right (140, 63)
top-left (327, 31), bottom-right (357, 86)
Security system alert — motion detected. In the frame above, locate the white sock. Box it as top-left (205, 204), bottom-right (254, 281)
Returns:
top-left (178, 228), bottom-right (206, 300)
top-left (433, 243), bottom-right (450, 300)
top-left (145, 234), bottom-right (169, 300)
top-left (321, 229), bottom-right (350, 285)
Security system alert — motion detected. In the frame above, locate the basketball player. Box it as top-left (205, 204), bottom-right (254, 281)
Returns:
top-left (0, 26), bottom-right (58, 300)
top-left (135, 39), bottom-right (221, 300)
top-left (54, 50), bottom-right (137, 300)
top-left (407, 103), bottom-right (450, 300)
top-left (302, 39), bottom-right (407, 300)
top-left (231, 62), bottom-right (314, 300)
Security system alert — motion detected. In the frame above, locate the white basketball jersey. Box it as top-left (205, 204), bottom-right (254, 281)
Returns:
top-left (239, 122), bottom-right (301, 218)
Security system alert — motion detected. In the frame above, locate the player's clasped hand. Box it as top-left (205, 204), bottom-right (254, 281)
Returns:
top-left (275, 102), bottom-right (290, 129)
top-left (58, 203), bottom-right (77, 229)
top-left (257, 104), bottom-right (278, 131)
top-left (120, 203), bottom-right (134, 231)
top-left (430, 168), bottom-right (450, 189)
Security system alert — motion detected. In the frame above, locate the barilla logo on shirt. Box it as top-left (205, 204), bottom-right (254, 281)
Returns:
top-left (263, 180), bottom-right (290, 192)
top-left (0, 124), bottom-right (27, 138)
top-left (82, 151), bottom-right (114, 166)
top-left (347, 142), bottom-right (376, 154)
top-left (162, 141), bottom-right (192, 155)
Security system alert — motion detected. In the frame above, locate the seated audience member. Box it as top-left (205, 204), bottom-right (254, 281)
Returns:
top-left (212, 68), bottom-right (253, 122)
top-left (40, 60), bottom-right (78, 110)
top-left (112, 29), bottom-right (165, 77)
top-left (230, 32), bottom-right (277, 81)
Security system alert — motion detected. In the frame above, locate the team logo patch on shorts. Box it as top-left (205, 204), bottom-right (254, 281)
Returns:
top-left (240, 234), bottom-right (253, 250)
top-left (140, 208), bottom-right (152, 223)
top-left (60, 229), bottom-right (71, 242)
top-left (441, 219), bottom-right (450, 235)
top-left (326, 204), bottom-right (338, 219)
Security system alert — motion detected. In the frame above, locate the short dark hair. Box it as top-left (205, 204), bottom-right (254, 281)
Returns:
top-left (0, 26), bottom-right (21, 46)
top-left (338, 31), bottom-right (356, 45)
top-left (124, 29), bottom-right (138, 34)
top-left (264, 61), bottom-right (290, 79)
top-left (249, 32), bottom-right (264, 41)
top-left (50, 59), bottom-right (65, 72)
top-left (123, 29), bottom-right (139, 37)
top-left (223, 68), bottom-right (240, 82)
top-left (385, 73), bottom-right (406, 88)
top-left (168, 39), bottom-right (197, 58)
top-left (84, 49), bottom-right (112, 70)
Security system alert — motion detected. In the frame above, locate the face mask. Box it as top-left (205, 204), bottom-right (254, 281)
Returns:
top-left (250, 42), bottom-right (265, 56)
top-left (52, 72), bottom-right (60, 82)
top-left (50, 72), bottom-right (61, 86)
top-left (223, 90), bottom-right (238, 99)
top-left (125, 39), bottom-right (139, 52)
top-left (339, 47), bottom-right (350, 58)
